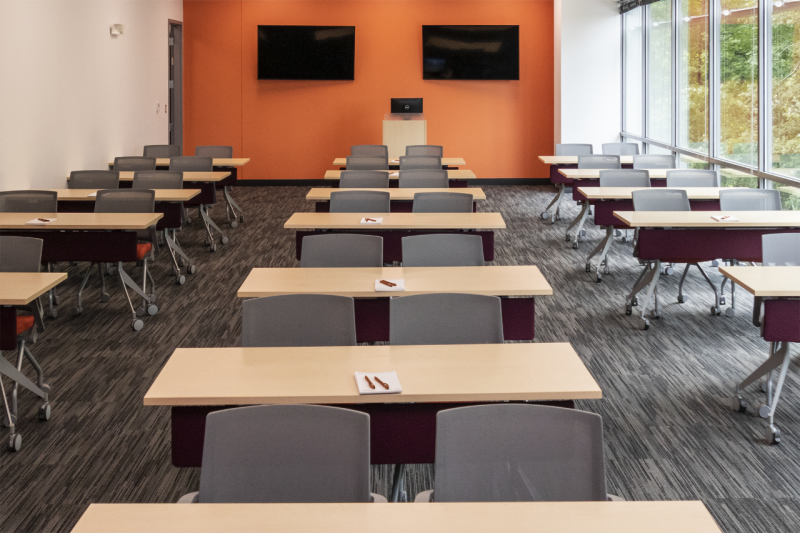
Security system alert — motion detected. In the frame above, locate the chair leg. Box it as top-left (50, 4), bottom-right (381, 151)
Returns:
top-left (691, 263), bottom-right (721, 315)
top-left (98, 263), bottom-right (109, 303)
top-left (390, 463), bottom-right (407, 503)
top-left (74, 263), bottom-right (94, 315)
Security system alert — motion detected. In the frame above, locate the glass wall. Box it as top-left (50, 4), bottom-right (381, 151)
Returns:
top-left (647, 0), bottom-right (673, 142)
top-left (678, 0), bottom-right (710, 153)
top-left (771, 0), bottom-right (800, 179)
top-left (776, 184), bottom-right (800, 210)
top-left (624, 10), bottom-right (644, 135)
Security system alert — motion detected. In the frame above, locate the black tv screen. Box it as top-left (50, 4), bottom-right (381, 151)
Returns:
top-left (258, 26), bottom-right (355, 80)
top-left (422, 25), bottom-right (519, 80)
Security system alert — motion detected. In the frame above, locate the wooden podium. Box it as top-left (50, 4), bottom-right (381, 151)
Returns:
top-left (383, 113), bottom-right (426, 160)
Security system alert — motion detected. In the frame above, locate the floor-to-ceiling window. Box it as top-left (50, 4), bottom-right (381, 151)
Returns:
top-left (678, 0), bottom-right (710, 154)
top-left (771, 0), bottom-right (800, 184)
top-left (647, 0), bottom-right (674, 142)
top-left (625, 9), bottom-right (644, 135)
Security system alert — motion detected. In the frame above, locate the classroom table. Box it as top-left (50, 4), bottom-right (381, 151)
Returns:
top-left (307, 187), bottom-right (485, 213)
top-left (237, 265), bottom-right (548, 342)
top-left (612, 211), bottom-right (800, 330)
top-left (334, 156), bottom-right (466, 168)
top-left (324, 169), bottom-right (476, 190)
top-left (145, 342), bottom-right (593, 468)
top-left (286, 212), bottom-right (505, 263)
top-left (722, 266), bottom-right (800, 444)
top-left (539, 155), bottom-right (636, 166)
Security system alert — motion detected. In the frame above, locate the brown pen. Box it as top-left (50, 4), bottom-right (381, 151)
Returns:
top-left (379, 280), bottom-right (396, 287)
top-left (37, 218), bottom-right (51, 222)
top-left (365, 217), bottom-right (377, 222)
top-left (374, 376), bottom-right (390, 390)
top-left (364, 375), bottom-right (375, 389)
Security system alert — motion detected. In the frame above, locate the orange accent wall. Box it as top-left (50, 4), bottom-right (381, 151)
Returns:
top-left (184, 0), bottom-right (553, 180)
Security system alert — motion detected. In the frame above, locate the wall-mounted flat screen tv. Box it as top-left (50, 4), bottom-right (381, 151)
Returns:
top-left (422, 25), bottom-right (519, 80)
top-left (257, 25), bottom-right (355, 80)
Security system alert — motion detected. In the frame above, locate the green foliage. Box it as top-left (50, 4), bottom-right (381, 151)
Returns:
top-left (721, 24), bottom-right (758, 82)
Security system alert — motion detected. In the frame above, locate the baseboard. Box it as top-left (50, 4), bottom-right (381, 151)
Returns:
top-left (237, 178), bottom-right (550, 186)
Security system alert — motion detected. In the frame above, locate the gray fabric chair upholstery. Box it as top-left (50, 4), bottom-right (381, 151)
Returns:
top-left (556, 144), bottom-right (593, 156)
top-left (602, 143), bottom-right (639, 155)
top-left (143, 145), bottom-right (181, 158)
top-left (389, 293), bottom-right (503, 345)
top-left (195, 145), bottom-right (233, 158)
top-left (399, 156), bottom-right (442, 170)
top-left (598, 170), bottom-right (650, 188)
top-left (170, 156), bottom-right (213, 172)
top-left (762, 234), bottom-right (800, 266)
top-left (329, 191), bottom-right (390, 213)
top-left (402, 234), bottom-right (484, 267)
top-left (0, 191), bottom-right (58, 213)
top-left (69, 170), bottom-right (120, 190)
top-left (665, 169), bottom-right (720, 187)
top-left (301, 234), bottom-right (383, 268)
top-left (351, 145), bottom-right (388, 157)
top-left (632, 189), bottom-right (690, 211)
top-left (0, 236), bottom-right (43, 272)
top-left (346, 156), bottom-right (389, 170)
top-left (412, 192), bottom-right (472, 213)
top-left (719, 189), bottom-right (782, 211)
top-left (406, 145), bottom-right (443, 157)
top-left (95, 189), bottom-right (156, 243)
top-left (132, 171), bottom-right (184, 190)
top-left (186, 405), bottom-right (373, 503)
top-left (398, 169), bottom-right (448, 188)
top-left (242, 294), bottom-right (356, 347)
top-left (113, 157), bottom-right (156, 172)
top-left (633, 155), bottom-right (675, 169)
top-left (578, 155), bottom-right (621, 170)
top-left (421, 404), bottom-right (609, 502)
top-left (339, 170), bottom-right (390, 188)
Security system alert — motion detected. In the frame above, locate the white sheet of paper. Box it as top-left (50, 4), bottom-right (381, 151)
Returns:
top-left (87, 192), bottom-right (97, 197)
top-left (355, 371), bottom-right (402, 395)
top-left (375, 279), bottom-right (404, 292)
top-left (711, 215), bottom-right (739, 222)
top-left (25, 218), bottom-right (56, 225)
top-left (360, 217), bottom-right (383, 225)
top-left (389, 172), bottom-right (399, 178)
top-left (390, 159), bottom-right (400, 164)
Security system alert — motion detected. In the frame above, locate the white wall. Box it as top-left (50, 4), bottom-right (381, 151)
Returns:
top-left (0, 0), bottom-right (182, 190)
top-left (554, 0), bottom-right (621, 151)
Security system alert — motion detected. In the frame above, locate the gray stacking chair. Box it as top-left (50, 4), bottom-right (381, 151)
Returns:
top-left (665, 169), bottom-right (719, 187)
top-left (406, 145), bottom-right (443, 157)
top-left (633, 154), bottom-right (675, 169)
top-left (598, 169), bottom-right (650, 188)
top-left (398, 169), bottom-right (448, 188)
top-left (555, 144), bottom-right (593, 155)
top-left (301, 234), bottom-right (383, 268)
top-left (577, 155), bottom-right (621, 169)
top-left (178, 404), bottom-right (385, 503)
top-left (339, 170), bottom-right (389, 188)
top-left (196, 146), bottom-right (243, 226)
top-left (143, 145), bottom-right (181, 158)
top-left (351, 145), bottom-right (388, 157)
top-left (68, 170), bottom-right (120, 190)
top-left (170, 156), bottom-right (227, 250)
top-left (195, 145), bottom-right (232, 158)
top-left (415, 404), bottom-right (619, 503)
top-left (412, 192), bottom-right (472, 213)
top-left (0, 236), bottom-right (52, 452)
top-left (329, 190), bottom-right (390, 213)
top-left (113, 157), bottom-right (156, 172)
top-left (402, 234), bottom-right (484, 267)
top-left (242, 294), bottom-right (356, 347)
top-left (346, 155), bottom-right (389, 170)
top-left (602, 143), bottom-right (639, 155)
top-left (390, 293), bottom-right (503, 345)
top-left (399, 155), bottom-right (442, 170)
top-left (544, 144), bottom-right (594, 224)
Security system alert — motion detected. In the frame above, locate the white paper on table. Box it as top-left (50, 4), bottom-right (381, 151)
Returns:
top-left (389, 172), bottom-right (399, 178)
top-left (25, 218), bottom-right (56, 225)
top-left (360, 217), bottom-right (383, 225)
top-left (86, 192), bottom-right (97, 197)
top-left (390, 159), bottom-right (400, 164)
top-left (375, 279), bottom-right (404, 292)
top-left (355, 371), bottom-right (402, 395)
top-left (711, 215), bottom-right (739, 222)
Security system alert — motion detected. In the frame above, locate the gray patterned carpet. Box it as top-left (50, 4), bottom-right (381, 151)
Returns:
top-left (1, 185), bottom-right (798, 532)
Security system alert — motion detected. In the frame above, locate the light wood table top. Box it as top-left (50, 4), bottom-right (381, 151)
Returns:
top-left (613, 211), bottom-right (800, 228)
top-left (69, 171), bottom-right (231, 183)
top-left (144, 342), bottom-right (599, 406)
top-left (285, 212), bottom-right (505, 230)
top-left (0, 273), bottom-right (68, 306)
top-left (306, 188), bottom-right (486, 201)
top-left (0, 212), bottom-right (163, 230)
top-left (49, 189), bottom-right (200, 202)
top-left (325, 170), bottom-right (476, 180)
top-left (578, 187), bottom-right (737, 200)
top-left (237, 265), bottom-right (551, 298)
top-left (719, 266), bottom-right (800, 297)
top-left (72, 501), bottom-right (723, 533)
top-left (334, 157), bottom-right (466, 167)
top-left (110, 158), bottom-right (250, 167)
top-left (559, 168), bottom-right (669, 179)
top-left (539, 155), bottom-right (635, 165)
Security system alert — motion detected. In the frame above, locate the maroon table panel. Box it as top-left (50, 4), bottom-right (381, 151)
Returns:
top-left (57, 200), bottom-right (182, 230)
top-left (594, 199), bottom-right (722, 228)
top-left (636, 228), bottom-right (800, 263)
top-left (0, 307), bottom-right (17, 351)
top-left (0, 230), bottom-right (139, 263)
top-left (764, 299), bottom-right (800, 343)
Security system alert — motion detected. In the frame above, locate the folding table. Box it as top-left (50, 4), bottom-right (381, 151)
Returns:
top-left (324, 169), bottom-right (476, 189)
top-left (306, 187), bottom-right (485, 213)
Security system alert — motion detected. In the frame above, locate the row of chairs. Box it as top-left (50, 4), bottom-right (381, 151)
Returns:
top-left (328, 191), bottom-right (472, 213)
top-left (351, 144), bottom-right (444, 158)
top-left (347, 155), bottom-right (443, 171)
top-left (558, 142), bottom-right (641, 156)
top-left (575, 153), bottom-right (675, 170)
top-left (338, 169), bottom-right (449, 188)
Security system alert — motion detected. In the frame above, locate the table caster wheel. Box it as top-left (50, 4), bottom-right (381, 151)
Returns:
top-left (565, 235), bottom-right (571, 242)
top-left (731, 396), bottom-right (747, 413)
top-left (230, 220), bottom-right (238, 228)
top-left (131, 319), bottom-right (144, 331)
top-left (541, 212), bottom-right (550, 220)
top-left (188, 264), bottom-right (196, 274)
top-left (720, 296), bottom-right (726, 306)
top-left (572, 242), bottom-right (579, 249)
top-left (639, 318), bottom-right (650, 331)
top-left (677, 295), bottom-right (687, 303)
top-left (176, 275), bottom-right (186, 285)
top-left (758, 404), bottom-right (771, 419)
top-left (711, 260), bottom-right (720, 267)
top-left (595, 273), bottom-right (602, 283)
top-left (38, 403), bottom-right (51, 421)
top-left (621, 236), bottom-right (630, 243)
top-left (663, 266), bottom-right (674, 275)
top-left (72, 307), bottom-right (83, 316)
top-left (100, 294), bottom-right (110, 303)
top-left (765, 425), bottom-right (781, 445)
top-left (632, 297), bottom-right (639, 306)
top-left (725, 308), bottom-right (735, 318)
top-left (147, 304), bottom-right (158, 316)
top-left (625, 304), bottom-right (632, 316)
top-left (221, 236), bottom-right (229, 245)
top-left (136, 306), bottom-right (146, 317)
top-left (3, 414), bottom-right (17, 427)
top-left (614, 230), bottom-right (622, 237)
top-left (49, 309), bottom-right (58, 319)
top-left (8, 433), bottom-right (21, 452)
top-left (585, 264), bottom-right (591, 273)
top-left (239, 216), bottom-right (245, 223)
top-left (711, 306), bottom-right (721, 316)
top-left (53, 294), bottom-right (60, 305)
top-left (210, 244), bottom-right (217, 252)
top-left (650, 310), bottom-right (660, 319)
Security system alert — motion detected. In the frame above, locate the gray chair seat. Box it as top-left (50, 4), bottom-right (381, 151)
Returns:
top-left (301, 234), bottom-right (383, 268)
top-left (402, 234), bottom-right (484, 267)
top-left (412, 192), bottom-right (472, 213)
top-left (390, 293), bottom-right (503, 345)
top-left (329, 190), bottom-right (390, 213)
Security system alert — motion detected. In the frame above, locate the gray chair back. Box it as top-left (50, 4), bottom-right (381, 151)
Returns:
top-left (351, 145), bottom-right (388, 157)
top-left (412, 192), bottom-right (472, 213)
top-left (719, 189), bottom-right (781, 211)
top-left (632, 189), bottom-right (690, 211)
top-left (346, 156), bottom-right (389, 170)
top-left (242, 294), bottom-right (356, 347)
top-left (602, 143), bottom-right (639, 155)
top-left (132, 171), bottom-right (184, 190)
top-left (402, 234), bottom-right (484, 267)
top-left (339, 170), bottom-right (390, 188)
top-left (329, 191), bottom-right (390, 213)
top-left (406, 145), bottom-right (443, 157)
top-left (598, 170), bottom-right (650, 188)
top-left (95, 189), bottom-right (155, 214)
top-left (198, 405), bottom-right (370, 503)
top-left (0, 236), bottom-right (43, 272)
top-left (195, 145), bottom-right (233, 158)
top-left (301, 234), bottom-right (383, 268)
top-left (69, 170), bottom-right (120, 190)
top-left (432, 404), bottom-right (607, 502)
top-left (0, 191), bottom-right (58, 213)
top-left (633, 154), bottom-right (675, 169)
top-left (170, 156), bottom-right (213, 172)
top-left (143, 145), bottom-right (181, 158)
top-left (762, 234), bottom-right (800, 266)
top-left (114, 157), bottom-right (156, 172)
top-left (665, 169), bottom-right (719, 188)
top-left (399, 156), bottom-right (441, 170)
top-left (390, 293), bottom-right (503, 345)
top-left (555, 144), bottom-right (593, 156)
top-left (578, 155), bottom-right (621, 170)
top-left (398, 169), bottom-right (448, 188)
